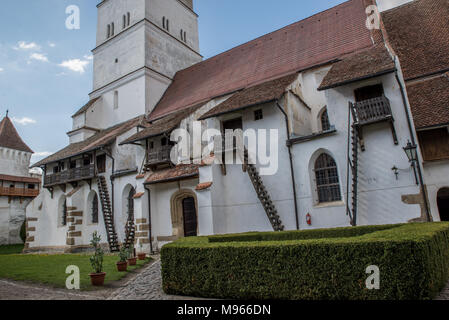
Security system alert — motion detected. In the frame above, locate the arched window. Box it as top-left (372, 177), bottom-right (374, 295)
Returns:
top-left (107, 24), bottom-right (111, 38)
top-left (92, 193), bottom-right (99, 224)
top-left (127, 188), bottom-right (136, 221)
top-left (62, 199), bottom-right (67, 226)
top-left (123, 15), bottom-right (126, 29)
top-left (166, 19), bottom-right (170, 31)
top-left (111, 23), bottom-right (115, 36)
top-left (314, 153), bottom-right (341, 203)
top-left (162, 17), bottom-right (166, 30)
top-left (184, 31), bottom-right (187, 42)
top-left (320, 108), bottom-right (331, 132)
top-left (127, 12), bottom-right (131, 26)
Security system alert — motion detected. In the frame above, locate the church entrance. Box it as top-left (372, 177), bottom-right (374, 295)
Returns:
top-left (437, 188), bottom-right (449, 222)
top-left (182, 197), bottom-right (197, 237)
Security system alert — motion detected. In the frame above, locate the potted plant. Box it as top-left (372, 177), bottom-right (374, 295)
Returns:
top-left (89, 231), bottom-right (106, 286)
top-left (137, 242), bottom-right (146, 261)
top-left (116, 246), bottom-right (128, 272)
top-left (127, 244), bottom-right (137, 266)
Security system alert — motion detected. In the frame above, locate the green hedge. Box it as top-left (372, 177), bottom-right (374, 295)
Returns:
top-left (161, 223), bottom-right (449, 300)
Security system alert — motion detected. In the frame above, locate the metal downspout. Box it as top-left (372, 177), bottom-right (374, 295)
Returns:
top-left (394, 70), bottom-right (431, 222)
top-left (276, 100), bottom-right (300, 230)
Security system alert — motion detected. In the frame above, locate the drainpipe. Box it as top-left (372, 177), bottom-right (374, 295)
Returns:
top-left (276, 100), bottom-right (300, 230)
top-left (394, 69), bottom-right (431, 222)
top-left (144, 185), bottom-right (154, 255)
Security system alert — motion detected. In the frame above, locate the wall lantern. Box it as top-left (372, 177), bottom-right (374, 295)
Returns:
top-left (403, 140), bottom-right (419, 185)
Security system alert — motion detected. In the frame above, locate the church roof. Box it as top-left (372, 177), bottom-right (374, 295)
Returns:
top-left (0, 115), bottom-right (33, 153)
top-left (144, 164), bottom-right (199, 185)
top-left (406, 74), bottom-right (449, 129)
top-left (33, 116), bottom-right (145, 167)
top-left (120, 104), bottom-right (204, 145)
top-left (381, 0), bottom-right (449, 81)
top-left (72, 97), bottom-right (101, 118)
top-left (381, 0), bottom-right (449, 129)
top-left (199, 73), bottom-right (298, 120)
top-left (148, 0), bottom-right (376, 121)
top-left (318, 45), bottom-right (396, 90)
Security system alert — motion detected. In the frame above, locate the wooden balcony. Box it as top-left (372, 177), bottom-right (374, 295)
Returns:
top-left (147, 146), bottom-right (172, 166)
top-left (0, 187), bottom-right (39, 197)
top-left (352, 95), bottom-right (393, 126)
top-left (44, 164), bottom-right (95, 187)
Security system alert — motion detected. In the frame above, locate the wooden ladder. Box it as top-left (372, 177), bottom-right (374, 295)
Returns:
top-left (244, 150), bottom-right (284, 232)
top-left (97, 176), bottom-right (119, 252)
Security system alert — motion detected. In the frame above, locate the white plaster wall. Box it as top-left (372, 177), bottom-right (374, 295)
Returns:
top-left (146, 0), bottom-right (200, 52)
top-left (96, 0), bottom-right (146, 47)
top-left (0, 197), bottom-right (29, 245)
top-left (0, 148), bottom-right (33, 177)
top-left (423, 161), bottom-right (449, 221)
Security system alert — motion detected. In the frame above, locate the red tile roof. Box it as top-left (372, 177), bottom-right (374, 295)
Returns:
top-left (319, 45), bottom-right (395, 90)
top-left (33, 116), bottom-right (145, 167)
top-left (382, 0), bottom-right (449, 81)
top-left (406, 74), bottom-right (449, 129)
top-left (144, 164), bottom-right (199, 185)
top-left (199, 73), bottom-right (298, 120)
top-left (195, 182), bottom-right (213, 191)
top-left (149, 0), bottom-right (376, 121)
top-left (0, 116), bottom-right (33, 153)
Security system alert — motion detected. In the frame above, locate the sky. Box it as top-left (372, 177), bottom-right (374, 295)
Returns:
top-left (0, 0), bottom-right (411, 165)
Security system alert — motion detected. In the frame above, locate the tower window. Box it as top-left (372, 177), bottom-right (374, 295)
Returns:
top-left (162, 17), bottom-right (170, 31)
top-left (127, 12), bottom-right (131, 26)
top-left (114, 91), bottom-right (119, 109)
top-left (111, 22), bottom-right (115, 36)
top-left (254, 109), bottom-right (263, 121)
top-left (320, 108), bottom-right (331, 132)
top-left (92, 193), bottom-right (99, 224)
top-left (107, 24), bottom-right (111, 38)
top-left (180, 30), bottom-right (187, 42)
top-left (123, 15), bottom-right (126, 29)
top-left (314, 153), bottom-right (342, 203)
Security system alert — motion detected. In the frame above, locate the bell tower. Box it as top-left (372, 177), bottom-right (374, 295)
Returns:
top-left (88, 0), bottom-right (202, 128)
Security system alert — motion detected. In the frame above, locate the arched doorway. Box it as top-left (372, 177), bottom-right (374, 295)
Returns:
top-left (170, 190), bottom-right (198, 239)
top-left (182, 197), bottom-right (197, 237)
top-left (437, 188), bottom-right (449, 221)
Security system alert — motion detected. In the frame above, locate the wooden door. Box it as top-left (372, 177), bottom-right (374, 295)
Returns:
top-left (96, 154), bottom-right (106, 173)
top-left (182, 197), bottom-right (197, 237)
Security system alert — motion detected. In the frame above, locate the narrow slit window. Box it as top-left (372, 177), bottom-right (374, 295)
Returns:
top-left (321, 108), bottom-right (331, 132)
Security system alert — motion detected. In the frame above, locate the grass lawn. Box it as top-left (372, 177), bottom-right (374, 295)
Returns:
top-left (0, 247), bottom-right (152, 290)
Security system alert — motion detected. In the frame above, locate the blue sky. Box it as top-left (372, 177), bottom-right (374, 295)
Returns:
top-left (1, 0), bottom-right (390, 164)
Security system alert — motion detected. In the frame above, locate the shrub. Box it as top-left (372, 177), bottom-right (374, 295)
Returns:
top-left (89, 231), bottom-right (104, 274)
top-left (161, 223), bottom-right (449, 300)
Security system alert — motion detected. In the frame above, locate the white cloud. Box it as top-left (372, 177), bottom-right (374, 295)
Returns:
top-left (29, 53), bottom-right (49, 63)
top-left (12, 117), bottom-right (37, 126)
top-left (59, 58), bottom-right (90, 73)
top-left (0, 67), bottom-right (3, 72)
top-left (14, 41), bottom-right (40, 51)
top-left (48, 42), bottom-right (56, 48)
top-left (84, 54), bottom-right (93, 61)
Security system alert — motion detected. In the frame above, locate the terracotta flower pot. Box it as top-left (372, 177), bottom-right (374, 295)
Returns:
top-left (89, 272), bottom-right (106, 286)
top-left (137, 253), bottom-right (146, 261)
top-left (128, 257), bottom-right (137, 266)
top-left (116, 261), bottom-right (128, 272)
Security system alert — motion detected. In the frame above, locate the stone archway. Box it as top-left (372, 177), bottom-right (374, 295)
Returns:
top-left (437, 188), bottom-right (449, 222)
top-left (170, 189), bottom-right (198, 239)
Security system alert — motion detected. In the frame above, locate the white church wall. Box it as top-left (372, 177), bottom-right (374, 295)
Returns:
top-left (423, 160), bottom-right (449, 221)
top-left (146, 0), bottom-right (200, 52)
